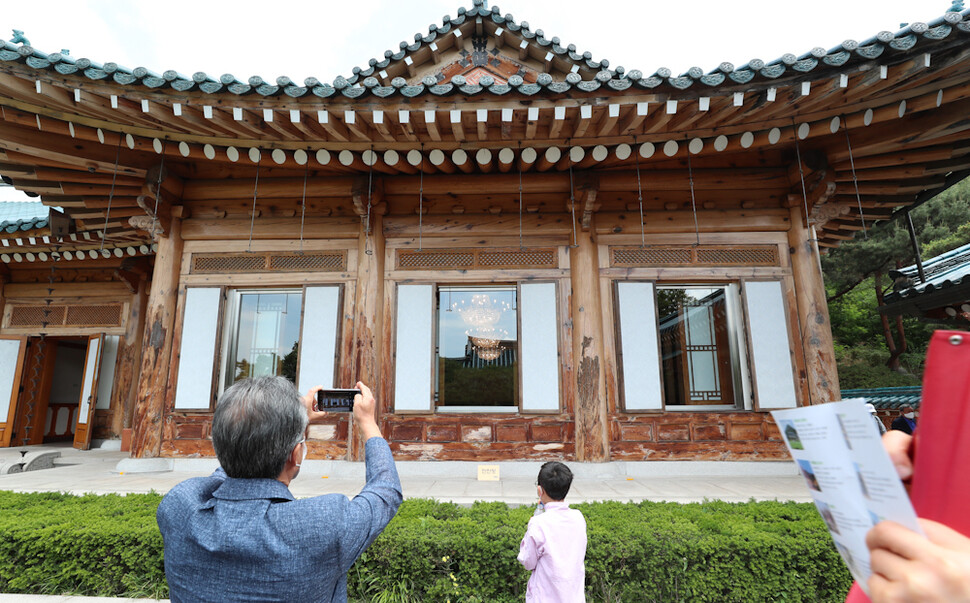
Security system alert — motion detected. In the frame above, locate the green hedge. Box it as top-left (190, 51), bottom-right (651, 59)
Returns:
top-left (0, 492), bottom-right (852, 602)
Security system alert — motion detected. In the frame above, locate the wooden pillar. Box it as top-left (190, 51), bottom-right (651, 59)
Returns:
top-left (110, 275), bottom-right (149, 437)
top-left (130, 218), bottom-right (184, 458)
top-left (569, 224), bottom-right (610, 461)
top-left (787, 206), bottom-right (840, 404)
top-left (349, 212), bottom-right (385, 461)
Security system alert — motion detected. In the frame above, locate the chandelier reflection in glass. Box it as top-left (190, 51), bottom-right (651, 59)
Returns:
top-left (453, 293), bottom-right (512, 361)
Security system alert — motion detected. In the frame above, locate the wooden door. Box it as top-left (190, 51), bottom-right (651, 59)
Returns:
top-left (0, 336), bottom-right (28, 448)
top-left (73, 334), bottom-right (104, 450)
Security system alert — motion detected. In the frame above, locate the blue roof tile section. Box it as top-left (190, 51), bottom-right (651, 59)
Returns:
top-left (883, 242), bottom-right (970, 304)
top-left (842, 386), bottom-right (922, 409)
top-left (1, 1), bottom-right (968, 100)
top-left (0, 201), bottom-right (50, 234)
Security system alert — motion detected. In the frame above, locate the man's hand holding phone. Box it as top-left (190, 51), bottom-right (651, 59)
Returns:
top-left (302, 382), bottom-right (382, 441)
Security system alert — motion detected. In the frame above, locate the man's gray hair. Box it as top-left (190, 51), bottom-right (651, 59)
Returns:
top-left (212, 376), bottom-right (308, 479)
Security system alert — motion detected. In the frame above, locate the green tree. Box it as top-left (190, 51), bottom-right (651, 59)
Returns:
top-left (822, 177), bottom-right (970, 383)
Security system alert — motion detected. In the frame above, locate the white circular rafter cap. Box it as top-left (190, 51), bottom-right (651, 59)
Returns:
top-left (569, 146), bottom-right (585, 162)
top-left (740, 132), bottom-right (755, 148)
top-left (316, 149), bottom-right (331, 165)
top-left (125, 134), bottom-right (135, 149)
top-left (294, 149), bottom-right (309, 165)
top-left (615, 144), bottom-right (631, 160)
top-left (271, 149), bottom-right (287, 165)
top-left (203, 144), bottom-right (216, 160)
top-left (639, 142), bottom-right (655, 159)
top-left (427, 150), bottom-right (444, 166)
top-left (864, 108), bottom-right (874, 126)
top-left (362, 149), bottom-right (378, 166)
top-left (591, 145), bottom-right (608, 161)
top-left (179, 141), bottom-right (191, 157)
top-left (688, 138), bottom-right (704, 154)
top-left (829, 116), bottom-right (841, 134)
top-left (768, 127), bottom-right (782, 144)
top-left (452, 149), bottom-right (468, 165)
top-left (498, 148), bottom-right (515, 164)
top-left (476, 148), bottom-right (493, 164)
top-left (227, 146), bottom-right (240, 162)
top-left (521, 147), bottom-right (538, 163)
top-left (797, 123), bottom-right (810, 140)
top-left (383, 150), bottom-right (400, 165)
top-left (544, 147), bottom-right (561, 162)
top-left (409, 149), bottom-right (425, 166)
top-left (249, 147), bottom-right (262, 163)
top-left (338, 150), bottom-right (354, 166)
top-left (713, 135), bottom-right (729, 151)
top-left (662, 140), bottom-right (679, 157)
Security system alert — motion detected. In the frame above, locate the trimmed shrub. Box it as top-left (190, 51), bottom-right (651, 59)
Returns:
top-left (0, 492), bottom-right (852, 601)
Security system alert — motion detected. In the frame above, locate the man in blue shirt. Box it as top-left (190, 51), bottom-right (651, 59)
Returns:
top-left (890, 404), bottom-right (918, 435)
top-left (157, 377), bottom-right (402, 602)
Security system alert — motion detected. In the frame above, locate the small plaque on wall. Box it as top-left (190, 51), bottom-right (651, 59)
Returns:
top-left (477, 465), bottom-right (500, 481)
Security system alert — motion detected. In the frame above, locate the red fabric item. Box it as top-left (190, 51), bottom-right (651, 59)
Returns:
top-left (846, 329), bottom-right (970, 602)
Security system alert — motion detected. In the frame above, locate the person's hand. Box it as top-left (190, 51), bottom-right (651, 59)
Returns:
top-left (867, 519), bottom-right (970, 602)
top-left (353, 381), bottom-right (383, 440)
top-left (882, 430), bottom-right (914, 482)
top-left (302, 386), bottom-right (328, 422)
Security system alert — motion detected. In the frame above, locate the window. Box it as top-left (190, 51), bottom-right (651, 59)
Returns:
top-left (435, 286), bottom-right (518, 410)
top-left (656, 285), bottom-right (744, 408)
top-left (222, 290), bottom-right (302, 388)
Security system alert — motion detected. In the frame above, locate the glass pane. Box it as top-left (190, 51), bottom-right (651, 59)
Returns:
top-left (437, 287), bottom-right (518, 407)
top-left (657, 287), bottom-right (737, 406)
top-left (228, 291), bottom-right (302, 385)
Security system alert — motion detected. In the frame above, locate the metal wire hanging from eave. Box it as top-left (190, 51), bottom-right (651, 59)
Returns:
top-left (686, 137), bottom-right (700, 246)
top-left (247, 153), bottom-right (261, 253)
top-left (841, 115), bottom-right (869, 239)
top-left (518, 143), bottom-right (524, 250)
top-left (633, 136), bottom-right (645, 248)
top-left (100, 137), bottom-right (122, 251)
top-left (298, 156), bottom-right (309, 255)
top-left (365, 146), bottom-right (374, 255)
top-left (418, 144), bottom-right (424, 252)
top-left (792, 122), bottom-right (814, 243)
top-left (568, 158), bottom-right (578, 248)
top-left (149, 141), bottom-right (166, 243)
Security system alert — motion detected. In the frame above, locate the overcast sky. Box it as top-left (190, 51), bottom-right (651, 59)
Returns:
top-left (0, 0), bottom-right (954, 202)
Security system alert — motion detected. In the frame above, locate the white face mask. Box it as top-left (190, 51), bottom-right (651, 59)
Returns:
top-left (295, 438), bottom-right (307, 467)
top-left (904, 412), bottom-right (915, 420)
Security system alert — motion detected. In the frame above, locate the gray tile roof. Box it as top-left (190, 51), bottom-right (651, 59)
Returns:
top-left (842, 386), bottom-right (921, 409)
top-left (2, 1), bottom-right (968, 101)
top-left (883, 242), bottom-right (970, 304)
top-left (0, 201), bottom-right (50, 234)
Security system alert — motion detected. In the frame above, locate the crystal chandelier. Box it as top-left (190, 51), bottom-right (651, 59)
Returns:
top-left (453, 293), bottom-right (511, 360)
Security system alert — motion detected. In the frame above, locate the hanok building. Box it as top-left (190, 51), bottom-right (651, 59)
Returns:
top-left (2, 1), bottom-right (970, 462)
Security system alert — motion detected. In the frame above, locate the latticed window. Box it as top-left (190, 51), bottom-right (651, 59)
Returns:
top-left (656, 286), bottom-right (743, 407)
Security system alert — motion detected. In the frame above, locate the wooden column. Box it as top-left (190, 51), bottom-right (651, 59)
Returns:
top-left (787, 206), bottom-right (840, 404)
top-left (130, 218), bottom-right (184, 458)
top-left (110, 275), bottom-right (149, 437)
top-left (349, 211), bottom-right (385, 461)
top-left (569, 223), bottom-right (610, 461)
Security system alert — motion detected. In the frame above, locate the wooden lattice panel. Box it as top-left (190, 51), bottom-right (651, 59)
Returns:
top-left (65, 304), bottom-right (123, 327)
top-left (192, 252), bottom-right (347, 273)
top-left (611, 246), bottom-right (779, 267)
top-left (7, 303), bottom-right (123, 328)
top-left (397, 248), bottom-right (558, 270)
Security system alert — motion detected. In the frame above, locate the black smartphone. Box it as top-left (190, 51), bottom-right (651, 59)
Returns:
top-left (314, 389), bottom-right (359, 412)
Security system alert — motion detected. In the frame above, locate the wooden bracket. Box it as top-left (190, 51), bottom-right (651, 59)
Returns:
top-left (351, 177), bottom-right (384, 217)
top-left (575, 174), bottom-right (600, 231)
top-left (113, 269), bottom-right (141, 294)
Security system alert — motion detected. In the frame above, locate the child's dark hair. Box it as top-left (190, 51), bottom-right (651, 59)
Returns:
top-left (538, 461), bottom-right (573, 500)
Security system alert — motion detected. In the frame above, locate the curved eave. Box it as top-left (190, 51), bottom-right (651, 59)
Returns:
top-left (1, 8), bottom-right (968, 101)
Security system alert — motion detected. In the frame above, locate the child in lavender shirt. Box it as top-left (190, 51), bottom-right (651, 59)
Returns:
top-left (517, 461), bottom-right (588, 602)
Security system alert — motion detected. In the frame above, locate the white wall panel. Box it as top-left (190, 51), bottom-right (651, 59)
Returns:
top-left (520, 283), bottom-right (560, 411)
top-left (744, 280), bottom-right (798, 409)
top-left (95, 335), bottom-right (120, 410)
top-left (394, 285), bottom-right (433, 412)
top-left (297, 286), bottom-right (341, 394)
top-left (174, 288), bottom-right (221, 409)
top-left (616, 282), bottom-right (663, 410)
